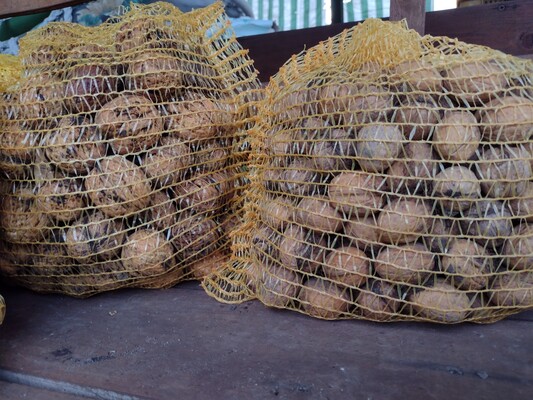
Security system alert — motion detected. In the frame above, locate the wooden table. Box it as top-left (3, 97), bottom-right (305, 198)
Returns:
top-left (0, 282), bottom-right (531, 399)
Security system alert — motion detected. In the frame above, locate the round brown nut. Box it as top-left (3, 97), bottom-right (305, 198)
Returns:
top-left (443, 59), bottom-right (508, 104)
top-left (320, 81), bottom-right (393, 124)
top-left (259, 196), bottom-right (294, 231)
top-left (0, 186), bottom-right (48, 243)
top-left (441, 239), bottom-right (492, 291)
top-left (298, 277), bottom-right (352, 319)
top-left (272, 86), bottom-right (315, 123)
top-left (387, 142), bottom-right (437, 195)
top-left (503, 223), bottom-right (533, 271)
top-left (0, 121), bottom-right (39, 163)
top-left (393, 94), bottom-right (441, 141)
top-left (44, 115), bottom-right (107, 174)
top-left (490, 272), bottom-right (533, 307)
top-left (344, 215), bottom-right (382, 254)
top-left (434, 111), bottom-right (480, 162)
top-left (64, 63), bottom-right (117, 113)
top-left (475, 145), bottom-right (532, 199)
top-left (460, 200), bottom-right (514, 250)
top-left (309, 128), bottom-right (356, 171)
top-left (19, 74), bottom-right (64, 126)
top-left (329, 171), bottom-right (386, 217)
top-left (423, 217), bottom-right (461, 253)
top-left (65, 210), bottom-right (126, 261)
top-left (95, 94), bottom-right (163, 155)
top-left (409, 279), bottom-right (471, 323)
top-left (172, 212), bottom-right (220, 260)
top-left (125, 50), bottom-right (182, 99)
top-left (164, 94), bottom-right (229, 141)
top-left (295, 196), bottom-right (343, 233)
top-left (189, 140), bottom-right (230, 173)
top-left (189, 250), bottom-right (229, 280)
top-left (174, 171), bottom-right (233, 215)
top-left (35, 178), bottom-right (85, 223)
top-left (356, 124), bottom-right (404, 173)
top-left (121, 229), bottom-right (174, 277)
top-left (258, 263), bottom-right (303, 308)
top-left (375, 243), bottom-right (435, 285)
top-left (142, 135), bottom-right (192, 188)
top-left (392, 59), bottom-right (443, 93)
top-left (323, 246), bottom-right (370, 288)
top-left (251, 225), bottom-right (280, 265)
top-left (377, 197), bottom-right (432, 245)
top-left (278, 224), bottom-right (326, 274)
top-left (278, 158), bottom-right (323, 196)
top-left (434, 166), bottom-right (481, 215)
top-left (508, 181), bottom-right (533, 221)
top-left (115, 18), bottom-right (172, 53)
top-left (477, 96), bottom-right (533, 143)
top-left (134, 189), bottom-right (178, 233)
top-left (85, 156), bottom-right (152, 218)
top-left (357, 279), bottom-right (402, 321)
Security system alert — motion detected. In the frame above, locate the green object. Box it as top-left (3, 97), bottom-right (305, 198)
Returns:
top-left (0, 12), bottom-right (51, 41)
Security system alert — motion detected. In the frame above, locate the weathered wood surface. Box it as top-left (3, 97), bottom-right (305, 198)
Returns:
top-left (390, 0), bottom-right (426, 34)
top-left (0, 282), bottom-right (531, 399)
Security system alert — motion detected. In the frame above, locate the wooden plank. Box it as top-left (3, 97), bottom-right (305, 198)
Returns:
top-left (238, 0), bottom-right (533, 81)
top-left (390, 0), bottom-right (426, 35)
top-left (0, 1), bottom-right (87, 18)
top-left (0, 283), bottom-right (531, 399)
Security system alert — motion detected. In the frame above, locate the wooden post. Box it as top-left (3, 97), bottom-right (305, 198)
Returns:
top-left (390, 0), bottom-right (426, 35)
top-left (331, 0), bottom-right (344, 24)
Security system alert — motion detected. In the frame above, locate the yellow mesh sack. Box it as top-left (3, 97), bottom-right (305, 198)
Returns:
top-left (0, 1), bottom-right (260, 297)
top-left (204, 19), bottom-right (533, 323)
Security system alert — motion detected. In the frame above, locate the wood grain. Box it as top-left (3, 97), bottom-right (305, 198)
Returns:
top-left (390, 0), bottom-right (426, 34)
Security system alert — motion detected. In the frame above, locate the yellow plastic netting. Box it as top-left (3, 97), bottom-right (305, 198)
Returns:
top-left (204, 19), bottom-right (533, 323)
top-left (0, 2), bottom-right (260, 297)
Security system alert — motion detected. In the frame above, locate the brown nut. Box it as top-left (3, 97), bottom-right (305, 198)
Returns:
top-left (503, 223), bottom-right (533, 271)
top-left (375, 243), bottom-right (435, 285)
top-left (443, 59), bottom-right (508, 104)
top-left (508, 181), bottom-right (533, 221)
top-left (44, 115), bottom-right (107, 174)
top-left (35, 178), bottom-right (85, 223)
top-left (189, 140), bottom-right (230, 173)
top-left (309, 128), bottom-right (355, 171)
top-left (189, 250), bottom-right (229, 280)
top-left (0, 121), bottom-right (39, 163)
top-left (460, 200), bottom-right (514, 250)
top-left (477, 96), bottom-right (533, 143)
top-left (257, 263), bottom-right (303, 308)
top-left (174, 171), bottom-right (233, 214)
top-left (357, 279), bottom-right (402, 321)
top-left (409, 279), bottom-right (471, 323)
top-left (387, 142), bottom-right (437, 195)
top-left (64, 64), bottom-right (117, 113)
top-left (85, 156), bottom-right (152, 218)
top-left (114, 18), bottom-right (173, 53)
top-left (65, 210), bottom-right (126, 261)
top-left (475, 145), bottom-right (532, 199)
top-left (164, 94), bottom-right (230, 141)
top-left (377, 197), bottom-right (432, 245)
top-left (434, 166), bottom-right (481, 215)
top-left (142, 135), bottom-right (192, 187)
top-left (95, 94), bottom-right (163, 155)
top-left (125, 50), bottom-right (182, 99)
top-left (441, 239), bottom-right (492, 291)
top-left (294, 196), bottom-right (343, 233)
top-left (434, 111), bottom-right (480, 162)
top-left (19, 74), bottom-right (64, 126)
top-left (272, 86), bottom-right (315, 123)
top-left (323, 246), bottom-right (370, 288)
top-left (278, 158), bottom-right (323, 196)
top-left (423, 217), bottom-right (461, 253)
top-left (172, 212), bottom-right (220, 260)
top-left (393, 94), bottom-right (441, 141)
top-left (259, 196), bottom-right (294, 231)
top-left (121, 229), bottom-right (174, 277)
top-left (490, 272), bottom-right (533, 307)
top-left (328, 171), bottom-right (386, 217)
top-left (0, 186), bottom-right (48, 243)
top-left (134, 189), bottom-right (178, 233)
top-left (251, 225), bottom-right (280, 265)
top-left (356, 124), bottom-right (404, 173)
top-left (391, 59), bottom-right (443, 93)
top-left (298, 277), bottom-right (352, 319)
top-left (278, 224), bottom-right (326, 274)
top-left (344, 215), bottom-right (382, 254)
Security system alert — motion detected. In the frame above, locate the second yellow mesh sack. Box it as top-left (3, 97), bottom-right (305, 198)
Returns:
top-left (204, 19), bottom-right (533, 324)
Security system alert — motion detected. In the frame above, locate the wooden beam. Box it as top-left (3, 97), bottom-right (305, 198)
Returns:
top-left (0, 0), bottom-right (87, 18)
top-left (390, 0), bottom-right (426, 35)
